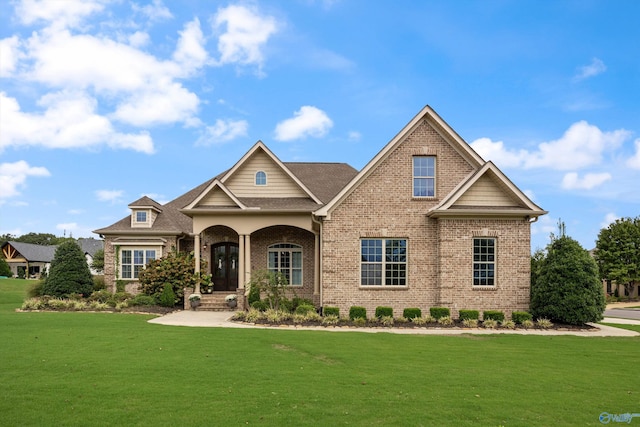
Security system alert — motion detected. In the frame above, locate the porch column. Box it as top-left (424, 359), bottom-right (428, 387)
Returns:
top-left (245, 234), bottom-right (251, 285)
top-left (314, 233), bottom-right (320, 295)
top-left (238, 235), bottom-right (245, 290)
top-left (194, 234), bottom-right (201, 293)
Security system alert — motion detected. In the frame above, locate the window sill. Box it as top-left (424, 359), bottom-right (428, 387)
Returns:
top-left (359, 285), bottom-right (408, 290)
top-left (472, 286), bottom-right (497, 291)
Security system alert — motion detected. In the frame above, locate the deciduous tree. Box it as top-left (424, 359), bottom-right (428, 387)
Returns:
top-left (595, 216), bottom-right (640, 297)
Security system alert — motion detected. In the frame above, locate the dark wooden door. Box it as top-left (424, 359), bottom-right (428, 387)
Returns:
top-left (211, 243), bottom-right (239, 291)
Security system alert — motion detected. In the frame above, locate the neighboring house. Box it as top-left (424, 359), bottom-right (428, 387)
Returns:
top-left (1, 241), bottom-right (57, 278)
top-left (77, 237), bottom-right (105, 275)
top-left (94, 106), bottom-right (546, 316)
top-left (0, 239), bottom-right (104, 278)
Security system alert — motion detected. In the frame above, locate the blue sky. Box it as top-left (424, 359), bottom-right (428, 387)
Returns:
top-left (1, 0), bottom-right (639, 252)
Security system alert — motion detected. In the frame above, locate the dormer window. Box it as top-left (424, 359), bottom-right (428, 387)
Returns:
top-left (255, 171), bottom-right (267, 186)
top-left (136, 211), bottom-right (147, 223)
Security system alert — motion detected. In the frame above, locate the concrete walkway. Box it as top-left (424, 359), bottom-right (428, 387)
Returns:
top-left (148, 310), bottom-right (640, 337)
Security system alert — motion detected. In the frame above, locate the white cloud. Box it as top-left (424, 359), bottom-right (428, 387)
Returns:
top-left (128, 31), bottom-right (150, 48)
top-left (561, 172), bottom-right (611, 190)
top-left (197, 119), bottom-right (249, 145)
top-left (68, 209), bottom-right (84, 215)
top-left (574, 57), bottom-right (607, 81)
top-left (627, 138), bottom-right (640, 169)
top-left (274, 106), bottom-right (333, 141)
top-left (95, 189), bottom-right (124, 203)
top-left (471, 121), bottom-right (630, 171)
top-left (601, 212), bottom-right (619, 228)
top-left (132, 0), bottom-right (173, 23)
top-left (0, 160), bottom-right (50, 199)
top-left (173, 18), bottom-right (208, 74)
top-left (15, 0), bottom-right (107, 29)
top-left (348, 131), bottom-right (361, 142)
top-left (0, 91), bottom-right (154, 153)
top-left (0, 36), bottom-right (22, 77)
top-left (212, 4), bottom-right (278, 73)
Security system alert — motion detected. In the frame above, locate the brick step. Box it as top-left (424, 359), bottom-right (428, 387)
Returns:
top-left (194, 292), bottom-right (238, 311)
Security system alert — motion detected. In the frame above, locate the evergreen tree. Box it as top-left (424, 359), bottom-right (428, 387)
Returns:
top-left (0, 257), bottom-right (11, 277)
top-left (42, 241), bottom-right (93, 298)
top-left (531, 235), bottom-right (605, 325)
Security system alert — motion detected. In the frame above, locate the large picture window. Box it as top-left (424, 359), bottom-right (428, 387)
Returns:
top-left (121, 248), bottom-right (156, 279)
top-left (413, 156), bottom-right (435, 197)
top-left (473, 238), bottom-right (495, 286)
top-left (361, 239), bottom-right (407, 286)
top-left (268, 243), bottom-right (302, 286)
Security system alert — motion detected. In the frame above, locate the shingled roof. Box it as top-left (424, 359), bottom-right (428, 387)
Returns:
top-left (2, 241), bottom-right (58, 262)
top-left (94, 161), bottom-right (357, 236)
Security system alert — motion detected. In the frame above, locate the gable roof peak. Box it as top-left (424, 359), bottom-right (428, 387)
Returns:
top-left (128, 196), bottom-right (163, 212)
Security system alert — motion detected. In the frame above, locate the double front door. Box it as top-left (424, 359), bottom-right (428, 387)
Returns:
top-left (211, 243), bottom-right (239, 291)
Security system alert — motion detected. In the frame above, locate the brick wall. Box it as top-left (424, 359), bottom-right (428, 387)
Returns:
top-left (320, 119), bottom-right (532, 318)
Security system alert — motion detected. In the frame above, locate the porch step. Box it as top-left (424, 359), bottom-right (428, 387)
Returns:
top-left (196, 292), bottom-right (237, 311)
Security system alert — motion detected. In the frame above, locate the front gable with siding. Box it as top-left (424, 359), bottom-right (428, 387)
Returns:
top-left (95, 105), bottom-right (545, 315)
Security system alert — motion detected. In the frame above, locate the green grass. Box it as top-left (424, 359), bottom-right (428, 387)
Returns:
top-left (1, 278), bottom-right (639, 426)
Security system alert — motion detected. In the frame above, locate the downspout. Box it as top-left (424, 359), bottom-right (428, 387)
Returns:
top-left (311, 214), bottom-right (324, 311)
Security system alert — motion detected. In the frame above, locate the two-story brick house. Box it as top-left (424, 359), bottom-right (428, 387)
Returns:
top-left (94, 106), bottom-right (546, 317)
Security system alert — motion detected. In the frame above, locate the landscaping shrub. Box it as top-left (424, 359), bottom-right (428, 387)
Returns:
top-left (138, 250), bottom-right (200, 303)
top-left (323, 306), bottom-right (339, 317)
top-left (247, 283), bottom-right (261, 306)
top-left (88, 290), bottom-right (113, 303)
top-left (375, 306), bottom-right (393, 319)
top-left (115, 280), bottom-right (127, 293)
top-left (247, 270), bottom-right (290, 311)
top-left (159, 283), bottom-right (176, 307)
top-left (42, 241), bottom-right (93, 298)
top-left (429, 307), bottom-right (450, 320)
top-left (483, 310), bottom-right (505, 322)
top-left (458, 309), bottom-right (479, 321)
top-left (437, 315), bottom-right (453, 325)
top-left (92, 275), bottom-right (106, 291)
top-left (462, 319), bottom-right (478, 328)
top-left (403, 308), bottom-right (422, 319)
top-left (380, 315), bottom-right (394, 326)
top-left (483, 318), bottom-right (498, 329)
top-left (511, 311), bottom-right (532, 324)
top-left (295, 304), bottom-right (316, 315)
top-left (129, 294), bottom-right (157, 306)
top-left (0, 257), bottom-right (12, 277)
top-left (251, 300), bottom-right (268, 312)
top-left (322, 315), bottom-right (340, 326)
top-left (501, 320), bottom-right (516, 329)
top-left (291, 297), bottom-right (314, 312)
top-left (27, 281), bottom-right (44, 298)
top-left (531, 235), bottom-right (605, 325)
top-left (349, 306), bottom-right (367, 320)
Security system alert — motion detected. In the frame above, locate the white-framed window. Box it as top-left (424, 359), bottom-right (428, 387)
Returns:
top-left (255, 171), bottom-right (267, 186)
top-left (135, 211), bottom-right (147, 223)
top-left (361, 239), bottom-right (407, 286)
top-left (473, 238), bottom-right (495, 286)
top-left (268, 243), bottom-right (302, 286)
top-left (120, 248), bottom-right (157, 279)
top-left (413, 156), bottom-right (435, 197)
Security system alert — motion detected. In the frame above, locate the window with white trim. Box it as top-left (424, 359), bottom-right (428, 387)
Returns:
top-left (255, 171), bottom-right (267, 186)
top-left (473, 238), bottom-right (495, 286)
top-left (135, 211), bottom-right (147, 223)
top-left (413, 156), bottom-right (435, 197)
top-left (121, 248), bottom-right (157, 279)
top-left (361, 239), bottom-right (407, 286)
top-left (268, 243), bottom-right (302, 286)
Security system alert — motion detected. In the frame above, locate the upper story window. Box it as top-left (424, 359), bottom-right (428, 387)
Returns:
top-left (255, 171), bottom-right (267, 186)
top-left (268, 243), bottom-right (302, 286)
top-left (136, 211), bottom-right (147, 223)
top-left (413, 156), bottom-right (435, 197)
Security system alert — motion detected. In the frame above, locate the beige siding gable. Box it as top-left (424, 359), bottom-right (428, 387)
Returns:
top-left (225, 150), bottom-right (308, 198)
top-left (199, 188), bottom-right (238, 206)
top-left (453, 173), bottom-right (523, 207)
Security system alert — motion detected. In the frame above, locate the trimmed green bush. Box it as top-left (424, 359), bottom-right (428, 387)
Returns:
top-left (247, 283), bottom-right (261, 306)
top-left (27, 281), bottom-right (44, 298)
top-left (349, 306), bottom-right (367, 320)
top-left (458, 309), bottom-right (479, 321)
top-left (159, 283), bottom-right (176, 307)
top-left (403, 308), bottom-right (422, 319)
top-left (251, 300), bottom-right (268, 312)
top-left (129, 294), bottom-right (156, 306)
top-left (511, 311), bottom-right (532, 324)
top-left (430, 307), bottom-right (450, 320)
top-left (483, 310), bottom-right (505, 322)
top-left (375, 306), bottom-right (393, 319)
top-left (323, 306), bottom-right (339, 317)
top-left (292, 297), bottom-right (314, 312)
top-left (295, 304), bottom-right (316, 315)
top-left (42, 241), bottom-right (93, 298)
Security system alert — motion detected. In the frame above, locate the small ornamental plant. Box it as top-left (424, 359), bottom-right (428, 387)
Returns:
top-left (188, 294), bottom-right (201, 302)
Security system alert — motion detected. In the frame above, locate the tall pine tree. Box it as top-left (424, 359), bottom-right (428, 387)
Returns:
top-left (43, 241), bottom-right (93, 297)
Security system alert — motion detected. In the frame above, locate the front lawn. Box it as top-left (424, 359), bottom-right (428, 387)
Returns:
top-left (1, 278), bottom-right (637, 426)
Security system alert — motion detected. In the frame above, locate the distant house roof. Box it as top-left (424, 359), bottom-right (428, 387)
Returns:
top-left (1, 241), bottom-right (57, 263)
top-left (77, 238), bottom-right (104, 256)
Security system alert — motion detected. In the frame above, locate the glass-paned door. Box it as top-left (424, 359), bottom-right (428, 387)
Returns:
top-left (211, 243), bottom-right (239, 291)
